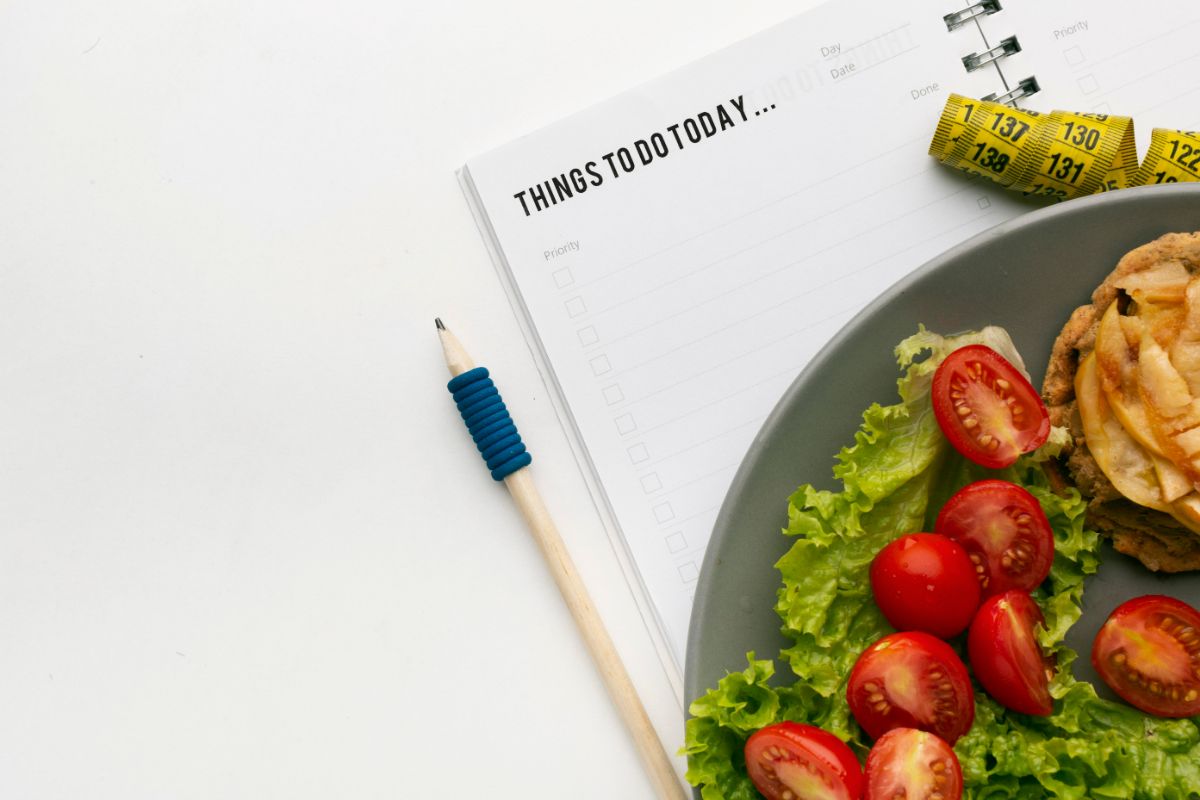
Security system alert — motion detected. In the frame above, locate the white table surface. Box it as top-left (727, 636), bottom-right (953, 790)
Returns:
top-left (2, 1), bottom-right (824, 796)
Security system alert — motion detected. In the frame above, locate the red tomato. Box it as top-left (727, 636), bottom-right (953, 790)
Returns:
top-left (931, 345), bottom-right (1050, 469)
top-left (870, 533), bottom-right (981, 638)
top-left (967, 590), bottom-right (1054, 715)
top-left (847, 632), bottom-right (975, 744)
top-left (1092, 595), bottom-right (1200, 718)
top-left (935, 479), bottom-right (1055, 597)
top-left (744, 722), bottom-right (864, 800)
top-left (864, 728), bottom-right (962, 800)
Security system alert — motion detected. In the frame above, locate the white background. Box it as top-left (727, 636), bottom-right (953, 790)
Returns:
top-left (0, 0), bottom-right (826, 797)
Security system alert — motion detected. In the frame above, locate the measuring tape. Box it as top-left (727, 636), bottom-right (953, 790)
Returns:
top-left (929, 93), bottom-right (1200, 200)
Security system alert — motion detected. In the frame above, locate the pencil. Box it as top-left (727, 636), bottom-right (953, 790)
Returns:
top-left (437, 318), bottom-right (688, 800)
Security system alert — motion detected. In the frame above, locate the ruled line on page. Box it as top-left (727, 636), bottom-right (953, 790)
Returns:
top-left (608, 286), bottom-right (862, 379)
top-left (586, 172), bottom-right (959, 320)
top-left (646, 415), bottom-right (768, 467)
top-left (590, 166), bottom-right (944, 342)
top-left (582, 163), bottom-right (938, 314)
top-left (829, 23), bottom-right (914, 60)
top-left (837, 45), bottom-right (923, 83)
top-left (1094, 49), bottom-right (1200, 101)
top-left (1067, 18), bottom-right (1200, 73)
top-left (669, 503), bottom-right (725, 529)
top-left (635, 365), bottom-right (801, 434)
top-left (607, 205), bottom-right (993, 383)
top-left (625, 304), bottom-right (861, 406)
top-left (674, 547), bottom-right (713, 565)
top-left (571, 134), bottom-right (930, 292)
top-left (1136, 85), bottom-right (1200, 117)
top-left (652, 463), bottom-right (741, 498)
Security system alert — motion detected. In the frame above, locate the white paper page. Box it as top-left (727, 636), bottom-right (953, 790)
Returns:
top-left (464, 0), bottom-right (1031, 672)
top-left (997, 0), bottom-right (1200, 132)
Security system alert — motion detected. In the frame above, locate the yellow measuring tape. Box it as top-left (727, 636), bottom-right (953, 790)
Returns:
top-left (929, 93), bottom-right (1200, 200)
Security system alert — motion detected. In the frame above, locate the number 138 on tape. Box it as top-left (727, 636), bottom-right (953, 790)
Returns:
top-left (929, 93), bottom-right (1199, 200)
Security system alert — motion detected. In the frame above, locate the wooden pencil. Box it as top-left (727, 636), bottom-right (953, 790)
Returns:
top-left (437, 318), bottom-right (688, 800)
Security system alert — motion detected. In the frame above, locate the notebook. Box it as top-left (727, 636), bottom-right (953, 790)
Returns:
top-left (459, 0), bottom-right (1200, 698)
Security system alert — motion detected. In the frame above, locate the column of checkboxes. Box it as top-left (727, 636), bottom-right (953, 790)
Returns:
top-left (564, 296), bottom-right (586, 317)
top-left (1065, 44), bottom-right (1099, 97)
top-left (553, 266), bottom-right (575, 288)
top-left (555, 268), bottom-right (694, 582)
top-left (1062, 46), bottom-right (1104, 106)
top-left (561, 277), bottom-right (622, 416)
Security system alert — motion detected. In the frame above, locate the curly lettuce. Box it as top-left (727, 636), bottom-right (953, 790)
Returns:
top-left (684, 328), bottom-right (1200, 800)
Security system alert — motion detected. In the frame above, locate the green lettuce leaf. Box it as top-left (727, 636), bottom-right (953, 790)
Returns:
top-left (683, 656), bottom-right (823, 800)
top-left (685, 328), bottom-right (1200, 800)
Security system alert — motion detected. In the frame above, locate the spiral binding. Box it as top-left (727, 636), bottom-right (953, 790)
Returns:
top-left (983, 76), bottom-right (1040, 106)
top-left (962, 36), bottom-right (1021, 72)
top-left (447, 366), bottom-right (532, 481)
top-left (943, 0), bottom-right (1001, 31)
top-left (945, 1), bottom-right (1037, 107)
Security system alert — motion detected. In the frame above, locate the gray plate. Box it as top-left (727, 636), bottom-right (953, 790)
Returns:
top-left (685, 184), bottom-right (1200, 767)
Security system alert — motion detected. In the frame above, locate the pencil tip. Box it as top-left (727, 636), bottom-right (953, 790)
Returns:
top-left (434, 317), bottom-right (445, 331)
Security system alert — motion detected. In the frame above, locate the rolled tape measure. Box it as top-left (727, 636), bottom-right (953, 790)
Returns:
top-left (929, 93), bottom-right (1200, 200)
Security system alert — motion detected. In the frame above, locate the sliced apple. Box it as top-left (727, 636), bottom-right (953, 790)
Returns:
top-left (1095, 303), bottom-right (1168, 458)
top-left (1169, 494), bottom-right (1200, 535)
top-left (1138, 330), bottom-right (1200, 482)
top-left (1075, 353), bottom-right (1169, 510)
top-left (1079, 271), bottom-right (1200, 519)
top-left (1094, 302), bottom-right (1136, 402)
top-left (1138, 301), bottom-right (1185, 348)
top-left (1171, 279), bottom-right (1200, 395)
top-left (1153, 454), bottom-right (1194, 502)
top-left (1172, 342), bottom-right (1200, 396)
top-left (1138, 331), bottom-right (1193, 415)
top-left (1118, 312), bottom-right (1144, 348)
top-left (1113, 259), bottom-right (1191, 305)
top-left (1177, 426), bottom-right (1200, 457)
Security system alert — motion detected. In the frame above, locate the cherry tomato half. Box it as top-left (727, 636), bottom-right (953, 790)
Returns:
top-left (935, 479), bottom-right (1055, 598)
top-left (744, 722), bottom-right (865, 800)
top-left (870, 533), bottom-right (981, 638)
top-left (864, 728), bottom-right (962, 800)
top-left (967, 590), bottom-right (1054, 716)
top-left (1092, 595), bottom-right (1200, 718)
top-left (931, 345), bottom-right (1050, 469)
top-left (847, 632), bottom-right (975, 744)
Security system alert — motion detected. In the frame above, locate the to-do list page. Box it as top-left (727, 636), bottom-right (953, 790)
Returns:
top-left (462, 0), bottom-right (1031, 678)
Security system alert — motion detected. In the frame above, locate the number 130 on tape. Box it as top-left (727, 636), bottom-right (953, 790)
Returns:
top-left (929, 93), bottom-right (1200, 200)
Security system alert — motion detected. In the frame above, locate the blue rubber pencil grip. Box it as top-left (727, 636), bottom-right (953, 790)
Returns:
top-left (447, 367), bottom-right (532, 481)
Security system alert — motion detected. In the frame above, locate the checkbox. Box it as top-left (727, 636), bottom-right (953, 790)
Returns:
top-left (1092, 101), bottom-right (1112, 115)
top-left (564, 296), bottom-right (587, 317)
top-left (678, 561), bottom-right (699, 582)
top-left (589, 354), bottom-right (612, 376)
top-left (627, 442), bottom-right (649, 463)
top-left (1077, 74), bottom-right (1098, 94)
top-left (653, 502), bottom-right (675, 523)
top-left (553, 267), bottom-right (574, 288)
top-left (578, 326), bottom-right (599, 346)
top-left (1064, 46), bottom-right (1084, 66)
top-left (602, 384), bottom-right (624, 405)
top-left (977, 196), bottom-right (991, 209)
top-left (615, 414), bottom-right (637, 435)
top-left (641, 473), bottom-right (663, 493)
top-left (666, 531), bottom-right (687, 553)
